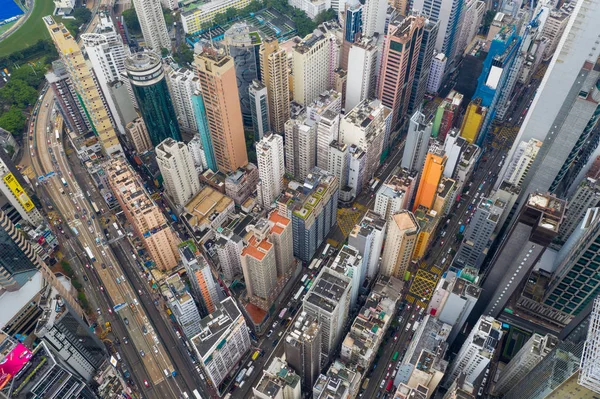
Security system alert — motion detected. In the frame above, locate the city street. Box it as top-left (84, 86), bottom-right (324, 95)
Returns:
top-left (28, 90), bottom-right (184, 399)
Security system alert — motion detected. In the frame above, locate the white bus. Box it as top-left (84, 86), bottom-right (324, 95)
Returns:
top-left (308, 259), bottom-right (318, 270)
top-left (113, 222), bottom-right (119, 231)
top-left (301, 274), bottom-right (307, 283)
top-left (293, 286), bottom-right (304, 301)
top-left (61, 177), bottom-right (67, 186)
top-left (91, 201), bottom-right (100, 214)
top-left (55, 129), bottom-right (59, 141)
top-left (322, 244), bottom-right (330, 257)
top-left (84, 246), bottom-right (96, 262)
top-left (193, 390), bottom-right (202, 399)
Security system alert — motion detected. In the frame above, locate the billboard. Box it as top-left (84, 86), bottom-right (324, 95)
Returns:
top-left (0, 343), bottom-right (33, 389)
top-left (3, 173), bottom-right (34, 212)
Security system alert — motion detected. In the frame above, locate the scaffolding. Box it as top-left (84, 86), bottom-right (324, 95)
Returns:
top-left (579, 297), bottom-right (600, 393)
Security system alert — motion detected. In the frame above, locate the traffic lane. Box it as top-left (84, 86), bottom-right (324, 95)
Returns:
top-left (111, 241), bottom-right (212, 398)
top-left (362, 305), bottom-right (419, 398)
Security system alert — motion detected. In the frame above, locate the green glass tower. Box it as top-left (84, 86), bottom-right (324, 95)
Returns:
top-left (125, 52), bottom-right (181, 146)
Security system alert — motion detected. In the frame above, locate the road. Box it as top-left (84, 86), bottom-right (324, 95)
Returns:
top-left (29, 91), bottom-right (185, 399)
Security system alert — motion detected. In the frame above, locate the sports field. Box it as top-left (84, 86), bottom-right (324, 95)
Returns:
top-left (0, 0), bottom-right (55, 57)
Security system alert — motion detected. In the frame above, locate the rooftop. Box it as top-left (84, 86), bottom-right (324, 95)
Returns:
top-left (304, 268), bottom-right (350, 314)
top-left (191, 297), bottom-right (241, 356)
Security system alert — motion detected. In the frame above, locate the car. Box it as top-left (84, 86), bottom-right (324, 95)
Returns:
top-left (394, 335), bottom-right (398, 342)
top-left (108, 308), bottom-right (113, 314)
top-left (144, 380), bottom-right (149, 387)
top-left (386, 372), bottom-right (390, 379)
top-left (124, 318), bottom-right (129, 325)
top-left (142, 325), bottom-right (148, 334)
top-left (154, 346), bottom-right (158, 354)
top-left (83, 275), bottom-right (88, 282)
top-left (138, 289), bottom-right (142, 295)
top-left (266, 330), bottom-right (273, 338)
top-left (272, 321), bottom-right (278, 329)
top-left (388, 363), bottom-right (392, 369)
top-left (272, 339), bottom-right (279, 347)
top-left (97, 308), bottom-right (101, 315)
top-left (140, 350), bottom-right (145, 357)
top-left (440, 240), bottom-right (445, 247)
top-left (124, 337), bottom-right (129, 344)
top-left (101, 263), bottom-right (106, 269)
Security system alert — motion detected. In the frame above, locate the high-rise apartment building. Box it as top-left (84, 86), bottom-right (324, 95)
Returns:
top-left (215, 227), bottom-right (244, 281)
top-left (303, 267), bottom-right (352, 366)
top-left (162, 273), bottom-right (203, 338)
top-left (194, 51), bottom-right (248, 173)
top-left (292, 31), bottom-right (339, 106)
top-left (278, 168), bottom-right (338, 263)
top-left (35, 295), bottom-right (107, 381)
top-left (166, 67), bottom-right (200, 133)
top-left (340, 0), bottom-right (362, 70)
top-left (125, 117), bottom-right (153, 154)
top-left (285, 111), bottom-right (317, 182)
top-left (45, 60), bottom-right (90, 135)
top-left (381, 211), bottom-right (419, 278)
top-left (345, 37), bottom-right (378, 111)
top-left (0, 151), bottom-right (43, 226)
top-left (249, 80), bottom-right (270, 141)
top-left (156, 138), bottom-right (201, 209)
top-left (558, 177), bottom-right (600, 243)
top-left (426, 52), bottom-right (447, 94)
top-left (81, 14), bottom-right (129, 134)
top-left (474, 193), bottom-right (565, 319)
top-left (540, 2), bottom-right (573, 61)
top-left (349, 210), bottom-right (386, 280)
top-left (409, 18), bottom-right (439, 114)
top-left (260, 38), bottom-right (290, 134)
top-left (498, 0), bottom-right (600, 202)
top-left (180, 245), bottom-right (221, 316)
top-left (432, 90), bottom-right (463, 140)
top-left (374, 169), bottom-right (417, 220)
top-left (493, 333), bottom-right (558, 396)
top-left (284, 313), bottom-right (322, 389)
top-left (257, 133), bottom-right (285, 207)
top-left (403, 110), bottom-right (432, 172)
top-left (328, 141), bottom-right (349, 198)
top-left (454, 197), bottom-right (505, 269)
top-left (253, 357), bottom-right (302, 399)
top-left (268, 210), bottom-right (295, 279)
top-left (456, 0), bottom-right (485, 59)
top-left (329, 245), bottom-right (363, 310)
top-left (362, 0), bottom-right (388, 37)
top-left (378, 15), bottom-right (424, 129)
top-left (45, 17), bottom-right (122, 156)
top-left (131, 0), bottom-right (170, 51)
top-left (106, 159), bottom-right (180, 271)
top-left (413, 152), bottom-right (447, 212)
top-left (190, 297), bottom-right (251, 394)
top-left (340, 99), bottom-right (390, 192)
top-left (0, 210), bottom-right (82, 317)
top-left (500, 138), bottom-right (542, 188)
top-left (125, 52), bottom-right (182, 146)
top-left (445, 316), bottom-right (503, 386)
top-left (224, 23), bottom-right (261, 126)
top-left (316, 109), bottom-right (340, 170)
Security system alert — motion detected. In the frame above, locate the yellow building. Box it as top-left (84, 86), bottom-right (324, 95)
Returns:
top-left (181, 0), bottom-right (251, 34)
top-left (44, 16), bottom-right (122, 156)
top-left (413, 206), bottom-right (441, 260)
top-left (460, 98), bottom-right (487, 144)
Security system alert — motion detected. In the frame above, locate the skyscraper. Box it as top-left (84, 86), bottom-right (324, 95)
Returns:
top-left (475, 193), bottom-right (565, 319)
top-left (191, 92), bottom-right (218, 172)
top-left (81, 13), bottom-right (129, 134)
top-left (362, 0), bottom-right (388, 37)
top-left (374, 169), bottom-right (417, 220)
top-left (194, 51), bottom-right (248, 173)
top-left (349, 210), bottom-right (386, 280)
top-left (156, 138), bottom-right (201, 208)
top-left (493, 333), bottom-right (558, 396)
top-left (284, 313), bottom-right (322, 389)
top-left (380, 211), bottom-right (419, 278)
top-left (125, 52), bottom-right (182, 146)
top-left (345, 37), bottom-right (378, 111)
top-left (260, 38), bottom-right (290, 134)
top-left (166, 67), bottom-right (200, 133)
top-left (340, 0), bottom-right (363, 70)
top-left (256, 133), bottom-right (285, 207)
top-left (162, 273), bottom-right (203, 338)
top-left (497, 0), bottom-right (600, 201)
top-left (402, 109), bottom-right (432, 172)
top-left (292, 31), bottom-right (339, 106)
top-left (224, 23), bottom-right (261, 126)
top-left (459, 98), bottom-right (486, 144)
top-left (125, 117), bottom-right (153, 153)
top-left (558, 177), bottom-right (600, 243)
top-left (45, 16), bottom-right (122, 156)
top-left (413, 151), bottom-right (447, 212)
top-left (378, 15), bottom-right (424, 130)
top-left (249, 80), bottom-right (270, 141)
top-left (180, 245), bottom-right (222, 316)
top-left (285, 112), bottom-right (317, 182)
top-left (432, 90), bottom-right (463, 140)
top-left (131, 0), bottom-right (170, 52)
top-left (408, 18), bottom-right (439, 114)
top-left (316, 109), bottom-right (340, 170)
top-left (454, 197), bottom-right (505, 269)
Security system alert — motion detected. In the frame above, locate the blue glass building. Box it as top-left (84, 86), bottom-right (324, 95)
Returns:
top-left (191, 93), bottom-right (217, 172)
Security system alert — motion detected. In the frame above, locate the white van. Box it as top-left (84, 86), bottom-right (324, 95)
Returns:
top-left (163, 369), bottom-right (169, 377)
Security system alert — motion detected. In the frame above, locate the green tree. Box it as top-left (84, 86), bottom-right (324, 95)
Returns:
top-left (10, 64), bottom-right (46, 88)
top-left (73, 7), bottom-right (92, 24)
top-left (163, 8), bottom-right (174, 26)
top-left (214, 12), bottom-right (227, 26)
top-left (174, 44), bottom-right (194, 65)
top-left (0, 109), bottom-right (26, 134)
top-left (123, 8), bottom-right (141, 35)
top-left (0, 79), bottom-right (38, 108)
top-left (314, 8), bottom-right (337, 24)
top-left (161, 47), bottom-right (169, 57)
top-left (225, 7), bottom-right (238, 21)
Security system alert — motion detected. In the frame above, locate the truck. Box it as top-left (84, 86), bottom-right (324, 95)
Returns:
top-left (235, 368), bottom-right (247, 384)
top-left (61, 178), bottom-right (67, 187)
top-left (412, 321), bottom-right (419, 331)
top-left (71, 227), bottom-right (79, 236)
top-left (84, 246), bottom-right (96, 262)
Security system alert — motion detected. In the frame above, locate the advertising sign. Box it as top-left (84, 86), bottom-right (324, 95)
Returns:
top-left (3, 173), bottom-right (34, 212)
top-left (0, 343), bottom-right (33, 389)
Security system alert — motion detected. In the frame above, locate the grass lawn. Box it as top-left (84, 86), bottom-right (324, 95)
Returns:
top-left (0, 0), bottom-right (56, 57)
top-left (0, 21), bottom-right (17, 35)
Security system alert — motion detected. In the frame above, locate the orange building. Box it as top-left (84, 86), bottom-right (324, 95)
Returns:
top-left (413, 152), bottom-right (447, 212)
top-left (194, 51), bottom-right (248, 173)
